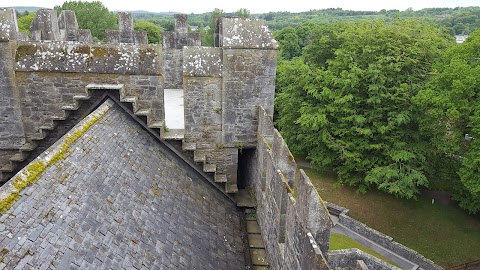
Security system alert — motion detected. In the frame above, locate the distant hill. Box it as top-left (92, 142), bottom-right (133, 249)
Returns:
top-left (11, 6), bottom-right (45, 12)
top-left (129, 10), bottom-right (177, 15)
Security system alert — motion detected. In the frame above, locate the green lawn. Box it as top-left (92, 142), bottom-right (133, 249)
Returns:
top-left (302, 167), bottom-right (480, 267)
top-left (330, 233), bottom-right (399, 267)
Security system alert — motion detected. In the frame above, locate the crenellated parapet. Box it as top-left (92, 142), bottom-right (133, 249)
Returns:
top-left (106, 12), bottom-right (147, 44)
top-left (58, 10), bottom-right (92, 42)
top-left (246, 106), bottom-right (331, 270)
top-left (15, 41), bottom-right (162, 75)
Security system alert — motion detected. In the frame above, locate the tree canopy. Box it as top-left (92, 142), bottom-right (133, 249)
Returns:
top-left (17, 12), bottom-right (35, 34)
top-left (275, 20), bottom-right (454, 199)
top-left (415, 30), bottom-right (480, 213)
top-left (54, 1), bottom-right (117, 41)
top-left (134, 20), bottom-right (163, 44)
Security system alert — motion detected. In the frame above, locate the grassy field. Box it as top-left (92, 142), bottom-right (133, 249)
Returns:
top-left (302, 167), bottom-right (480, 267)
top-left (330, 233), bottom-right (399, 267)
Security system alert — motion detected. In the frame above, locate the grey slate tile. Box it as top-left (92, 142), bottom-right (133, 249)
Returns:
top-left (0, 104), bottom-right (246, 270)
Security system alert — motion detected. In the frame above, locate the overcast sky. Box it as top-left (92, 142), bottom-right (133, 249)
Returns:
top-left (6, 0), bottom-right (480, 13)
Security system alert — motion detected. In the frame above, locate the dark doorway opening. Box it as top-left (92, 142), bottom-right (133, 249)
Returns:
top-left (237, 148), bottom-right (255, 190)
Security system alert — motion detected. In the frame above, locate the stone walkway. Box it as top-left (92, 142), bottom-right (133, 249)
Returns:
top-left (0, 101), bottom-right (245, 270)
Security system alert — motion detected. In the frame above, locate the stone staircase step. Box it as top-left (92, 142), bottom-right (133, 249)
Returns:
top-left (214, 174), bottom-right (227, 183)
top-left (39, 123), bottom-right (55, 130)
top-left (62, 104), bottom-right (79, 111)
top-left (235, 189), bottom-right (256, 208)
top-left (203, 163), bottom-right (216, 173)
top-left (193, 150), bottom-right (206, 163)
top-left (0, 163), bottom-right (14, 173)
top-left (31, 130), bottom-right (47, 141)
top-left (73, 94), bottom-right (90, 100)
top-left (182, 142), bottom-right (196, 151)
top-left (20, 142), bottom-right (38, 151)
top-left (134, 108), bottom-right (151, 116)
top-left (161, 129), bottom-right (184, 140)
top-left (226, 183), bottom-right (238, 193)
top-left (121, 96), bottom-right (137, 103)
top-left (10, 152), bottom-right (28, 162)
top-left (148, 121), bottom-right (164, 129)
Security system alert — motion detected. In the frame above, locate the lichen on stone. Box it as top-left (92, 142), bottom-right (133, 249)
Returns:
top-left (0, 109), bottom-right (106, 215)
top-left (15, 44), bottom-right (38, 62)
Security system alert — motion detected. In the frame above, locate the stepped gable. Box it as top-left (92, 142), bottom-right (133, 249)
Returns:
top-left (0, 100), bottom-right (246, 269)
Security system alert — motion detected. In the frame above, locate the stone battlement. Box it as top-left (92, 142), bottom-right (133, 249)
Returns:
top-left (0, 7), bottom-right (426, 270)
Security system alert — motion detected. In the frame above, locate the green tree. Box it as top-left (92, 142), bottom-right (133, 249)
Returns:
top-left (134, 20), bottom-right (163, 44)
top-left (54, 1), bottom-right (117, 41)
top-left (235, 8), bottom-right (250, 18)
top-left (202, 8), bottom-right (224, 47)
top-left (274, 27), bottom-right (301, 60)
top-left (415, 30), bottom-right (480, 213)
top-left (276, 20), bottom-right (453, 198)
top-left (17, 12), bottom-right (35, 34)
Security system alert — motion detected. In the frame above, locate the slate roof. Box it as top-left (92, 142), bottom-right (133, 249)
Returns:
top-left (0, 100), bottom-right (246, 269)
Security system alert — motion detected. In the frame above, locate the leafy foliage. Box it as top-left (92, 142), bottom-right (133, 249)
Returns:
top-left (134, 20), bottom-right (163, 44)
top-left (235, 8), bottom-right (250, 19)
top-left (276, 20), bottom-right (453, 198)
top-left (416, 30), bottom-right (480, 213)
top-left (54, 1), bottom-right (117, 41)
top-left (17, 12), bottom-right (35, 34)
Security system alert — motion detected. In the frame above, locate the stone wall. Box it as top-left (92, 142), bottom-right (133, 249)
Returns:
top-left (0, 9), bottom-right (26, 150)
top-left (328, 249), bottom-right (399, 270)
top-left (338, 213), bottom-right (441, 270)
top-left (220, 18), bottom-right (277, 148)
top-left (106, 12), bottom-right (147, 44)
top-left (163, 14), bottom-right (201, 89)
top-left (15, 72), bottom-right (163, 141)
top-left (29, 9), bottom-right (60, 41)
top-left (244, 106), bottom-right (331, 270)
top-left (15, 41), bottom-right (162, 75)
top-left (183, 47), bottom-right (222, 149)
top-left (0, 41), bottom-right (25, 149)
top-left (58, 10), bottom-right (92, 42)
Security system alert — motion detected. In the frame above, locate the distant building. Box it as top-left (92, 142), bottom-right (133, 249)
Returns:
top-left (456, 35), bottom-right (469, 44)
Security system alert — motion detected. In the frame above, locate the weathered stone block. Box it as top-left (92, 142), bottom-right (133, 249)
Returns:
top-left (272, 129), bottom-right (296, 187)
top-left (163, 48), bottom-right (183, 88)
top-left (0, 41), bottom-right (25, 149)
top-left (58, 10), bottom-right (78, 31)
top-left (106, 12), bottom-right (148, 44)
top-left (184, 77), bottom-right (222, 149)
top-left (118, 12), bottom-right (134, 32)
top-left (134, 31), bottom-right (148, 44)
top-left (221, 18), bottom-right (278, 49)
top-left (0, 8), bottom-right (19, 41)
top-left (174, 14), bottom-right (188, 34)
top-left (296, 169), bottom-right (331, 254)
top-left (221, 49), bottom-right (276, 147)
top-left (188, 32), bottom-right (201, 46)
top-left (29, 9), bottom-right (61, 41)
top-left (162, 32), bottom-right (174, 48)
top-left (15, 41), bottom-right (163, 75)
top-left (77, 29), bottom-right (92, 43)
top-left (183, 47), bottom-right (222, 77)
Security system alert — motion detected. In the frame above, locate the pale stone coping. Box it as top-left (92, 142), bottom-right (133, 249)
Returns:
top-left (0, 99), bottom-right (114, 203)
top-left (86, 84), bottom-right (124, 90)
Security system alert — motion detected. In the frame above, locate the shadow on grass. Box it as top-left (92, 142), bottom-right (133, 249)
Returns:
top-left (302, 166), bottom-right (480, 267)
